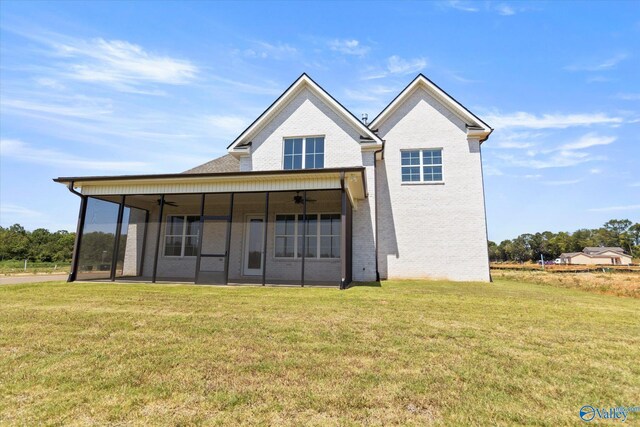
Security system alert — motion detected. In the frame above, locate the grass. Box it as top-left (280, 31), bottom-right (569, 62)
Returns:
top-left (0, 260), bottom-right (70, 275)
top-left (1, 280), bottom-right (639, 426)
top-left (491, 269), bottom-right (640, 298)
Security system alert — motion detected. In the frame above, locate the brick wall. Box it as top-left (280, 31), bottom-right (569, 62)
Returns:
top-left (375, 87), bottom-right (490, 282)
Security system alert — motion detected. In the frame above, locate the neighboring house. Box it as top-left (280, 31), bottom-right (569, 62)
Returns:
top-left (55, 73), bottom-right (493, 288)
top-left (559, 247), bottom-right (632, 265)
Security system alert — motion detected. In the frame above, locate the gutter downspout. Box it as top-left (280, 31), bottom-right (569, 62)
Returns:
top-left (372, 141), bottom-right (385, 282)
top-left (65, 181), bottom-right (86, 282)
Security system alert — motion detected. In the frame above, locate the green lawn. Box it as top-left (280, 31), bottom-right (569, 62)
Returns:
top-left (1, 280), bottom-right (638, 426)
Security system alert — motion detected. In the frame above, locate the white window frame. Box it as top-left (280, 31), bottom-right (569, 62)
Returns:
top-left (282, 136), bottom-right (325, 170)
top-left (163, 214), bottom-right (200, 257)
top-left (274, 213), bottom-right (340, 259)
top-left (400, 148), bottom-right (443, 183)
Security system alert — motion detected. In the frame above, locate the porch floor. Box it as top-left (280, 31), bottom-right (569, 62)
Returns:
top-left (79, 276), bottom-right (340, 288)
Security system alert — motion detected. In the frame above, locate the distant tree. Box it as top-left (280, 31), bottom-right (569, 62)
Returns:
top-left (488, 219), bottom-right (640, 263)
top-left (0, 224), bottom-right (30, 260)
top-left (629, 223), bottom-right (640, 246)
top-left (0, 224), bottom-right (74, 262)
top-left (603, 219), bottom-right (632, 236)
top-left (487, 241), bottom-right (501, 262)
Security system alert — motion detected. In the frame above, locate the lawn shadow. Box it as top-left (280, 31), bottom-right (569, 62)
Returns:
top-left (346, 281), bottom-right (382, 289)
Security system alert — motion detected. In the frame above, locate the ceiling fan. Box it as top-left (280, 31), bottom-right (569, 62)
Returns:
top-left (293, 191), bottom-right (317, 205)
top-left (157, 198), bottom-right (178, 207)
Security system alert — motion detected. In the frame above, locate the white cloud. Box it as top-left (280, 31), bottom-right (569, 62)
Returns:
top-left (615, 93), bottom-right (640, 101)
top-left (497, 148), bottom-right (599, 169)
top-left (496, 141), bottom-right (535, 149)
top-left (207, 75), bottom-right (282, 96)
top-left (588, 204), bottom-right (640, 212)
top-left (484, 111), bottom-right (624, 129)
top-left (589, 168), bottom-right (602, 174)
top-left (484, 165), bottom-right (504, 176)
top-left (203, 115), bottom-right (250, 139)
top-left (495, 4), bottom-right (516, 15)
top-left (497, 133), bottom-right (614, 170)
top-left (0, 138), bottom-right (149, 172)
top-left (240, 41), bottom-right (297, 60)
top-left (443, 1), bottom-right (526, 15)
top-left (328, 39), bottom-right (370, 56)
top-left (1, 97), bottom-right (113, 119)
top-left (565, 53), bottom-right (629, 72)
top-left (363, 55), bottom-right (427, 80)
top-left (387, 55), bottom-right (427, 75)
top-left (586, 76), bottom-right (611, 83)
top-left (344, 84), bottom-right (396, 102)
top-left (50, 38), bottom-right (199, 90)
top-left (344, 89), bottom-right (379, 102)
top-left (0, 204), bottom-right (43, 218)
top-left (543, 179), bottom-right (581, 186)
top-left (558, 133), bottom-right (616, 150)
top-left (34, 77), bottom-right (66, 90)
top-left (444, 1), bottom-right (479, 12)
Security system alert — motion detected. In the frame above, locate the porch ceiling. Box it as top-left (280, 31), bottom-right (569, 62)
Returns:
top-left (54, 167), bottom-right (367, 201)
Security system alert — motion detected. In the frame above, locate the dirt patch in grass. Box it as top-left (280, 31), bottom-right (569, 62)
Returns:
top-left (492, 269), bottom-right (640, 298)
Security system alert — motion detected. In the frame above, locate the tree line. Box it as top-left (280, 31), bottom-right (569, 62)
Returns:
top-left (2, 219), bottom-right (639, 264)
top-left (488, 219), bottom-right (640, 263)
top-left (0, 224), bottom-right (75, 262)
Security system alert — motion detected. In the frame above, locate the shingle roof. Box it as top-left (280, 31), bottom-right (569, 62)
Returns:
top-left (583, 247), bottom-right (625, 254)
top-left (559, 252), bottom-right (582, 258)
top-left (183, 154), bottom-right (240, 174)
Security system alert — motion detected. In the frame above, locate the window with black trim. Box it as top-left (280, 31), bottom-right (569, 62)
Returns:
top-left (283, 136), bottom-right (324, 169)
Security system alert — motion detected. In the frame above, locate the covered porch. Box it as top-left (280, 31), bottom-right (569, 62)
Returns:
top-left (56, 168), bottom-right (365, 289)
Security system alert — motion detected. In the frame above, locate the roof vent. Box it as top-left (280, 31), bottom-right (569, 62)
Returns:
top-left (361, 113), bottom-right (368, 125)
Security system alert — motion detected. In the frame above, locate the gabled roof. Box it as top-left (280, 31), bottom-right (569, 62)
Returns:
top-left (583, 247), bottom-right (625, 254)
top-left (559, 252), bottom-right (582, 258)
top-left (561, 250), bottom-right (630, 259)
top-left (369, 74), bottom-right (493, 142)
top-left (227, 73), bottom-right (383, 152)
top-left (183, 154), bottom-right (239, 174)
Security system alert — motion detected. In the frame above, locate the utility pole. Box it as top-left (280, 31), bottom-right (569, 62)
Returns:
top-left (540, 254), bottom-right (545, 271)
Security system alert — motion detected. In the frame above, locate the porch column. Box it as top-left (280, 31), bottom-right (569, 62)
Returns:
top-left (262, 192), bottom-right (269, 286)
top-left (138, 210), bottom-right (150, 277)
top-left (223, 193), bottom-right (235, 285)
top-left (151, 195), bottom-right (165, 283)
top-left (194, 193), bottom-right (206, 284)
top-left (109, 195), bottom-right (126, 281)
top-left (68, 195), bottom-right (88, 282)
top-left (340, 187), bottom-right (347, 289)
top-left (301, 190), bottom-right (306, 287)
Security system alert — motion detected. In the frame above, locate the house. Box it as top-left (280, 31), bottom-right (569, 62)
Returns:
top-left (559, 247), bottom-right (632, 265)
top-left (54, 73), bottom-right (493, 288)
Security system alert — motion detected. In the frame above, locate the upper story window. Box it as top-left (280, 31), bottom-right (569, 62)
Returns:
top-left (283, 136), bottom-right (324, 170)
top-left (401, 149), bottom-right (443, 183)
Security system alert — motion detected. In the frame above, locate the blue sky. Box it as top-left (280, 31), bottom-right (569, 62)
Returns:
top-left (1, 0), bottom-right (638, 242)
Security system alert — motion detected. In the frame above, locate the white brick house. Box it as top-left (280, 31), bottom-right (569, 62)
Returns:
top-left (56, 73), bottom-right (493, 287)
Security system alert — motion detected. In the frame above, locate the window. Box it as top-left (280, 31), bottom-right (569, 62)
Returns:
top-left (164, 215), bottom-right (200, 257)
top-left (283, 136), bottom-right (324, 170)
top-left (401, 149), bottom-right (443, 183)
top-left (320, 214), bottom-right (341, 258)
top-left (275, 213), bottom-right (340, 258)
top-left (274, 214), bottom-right (296, 258)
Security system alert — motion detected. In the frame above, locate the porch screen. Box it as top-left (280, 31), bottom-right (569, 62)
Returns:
top-left (76, 197), bottom-right (120, 280)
